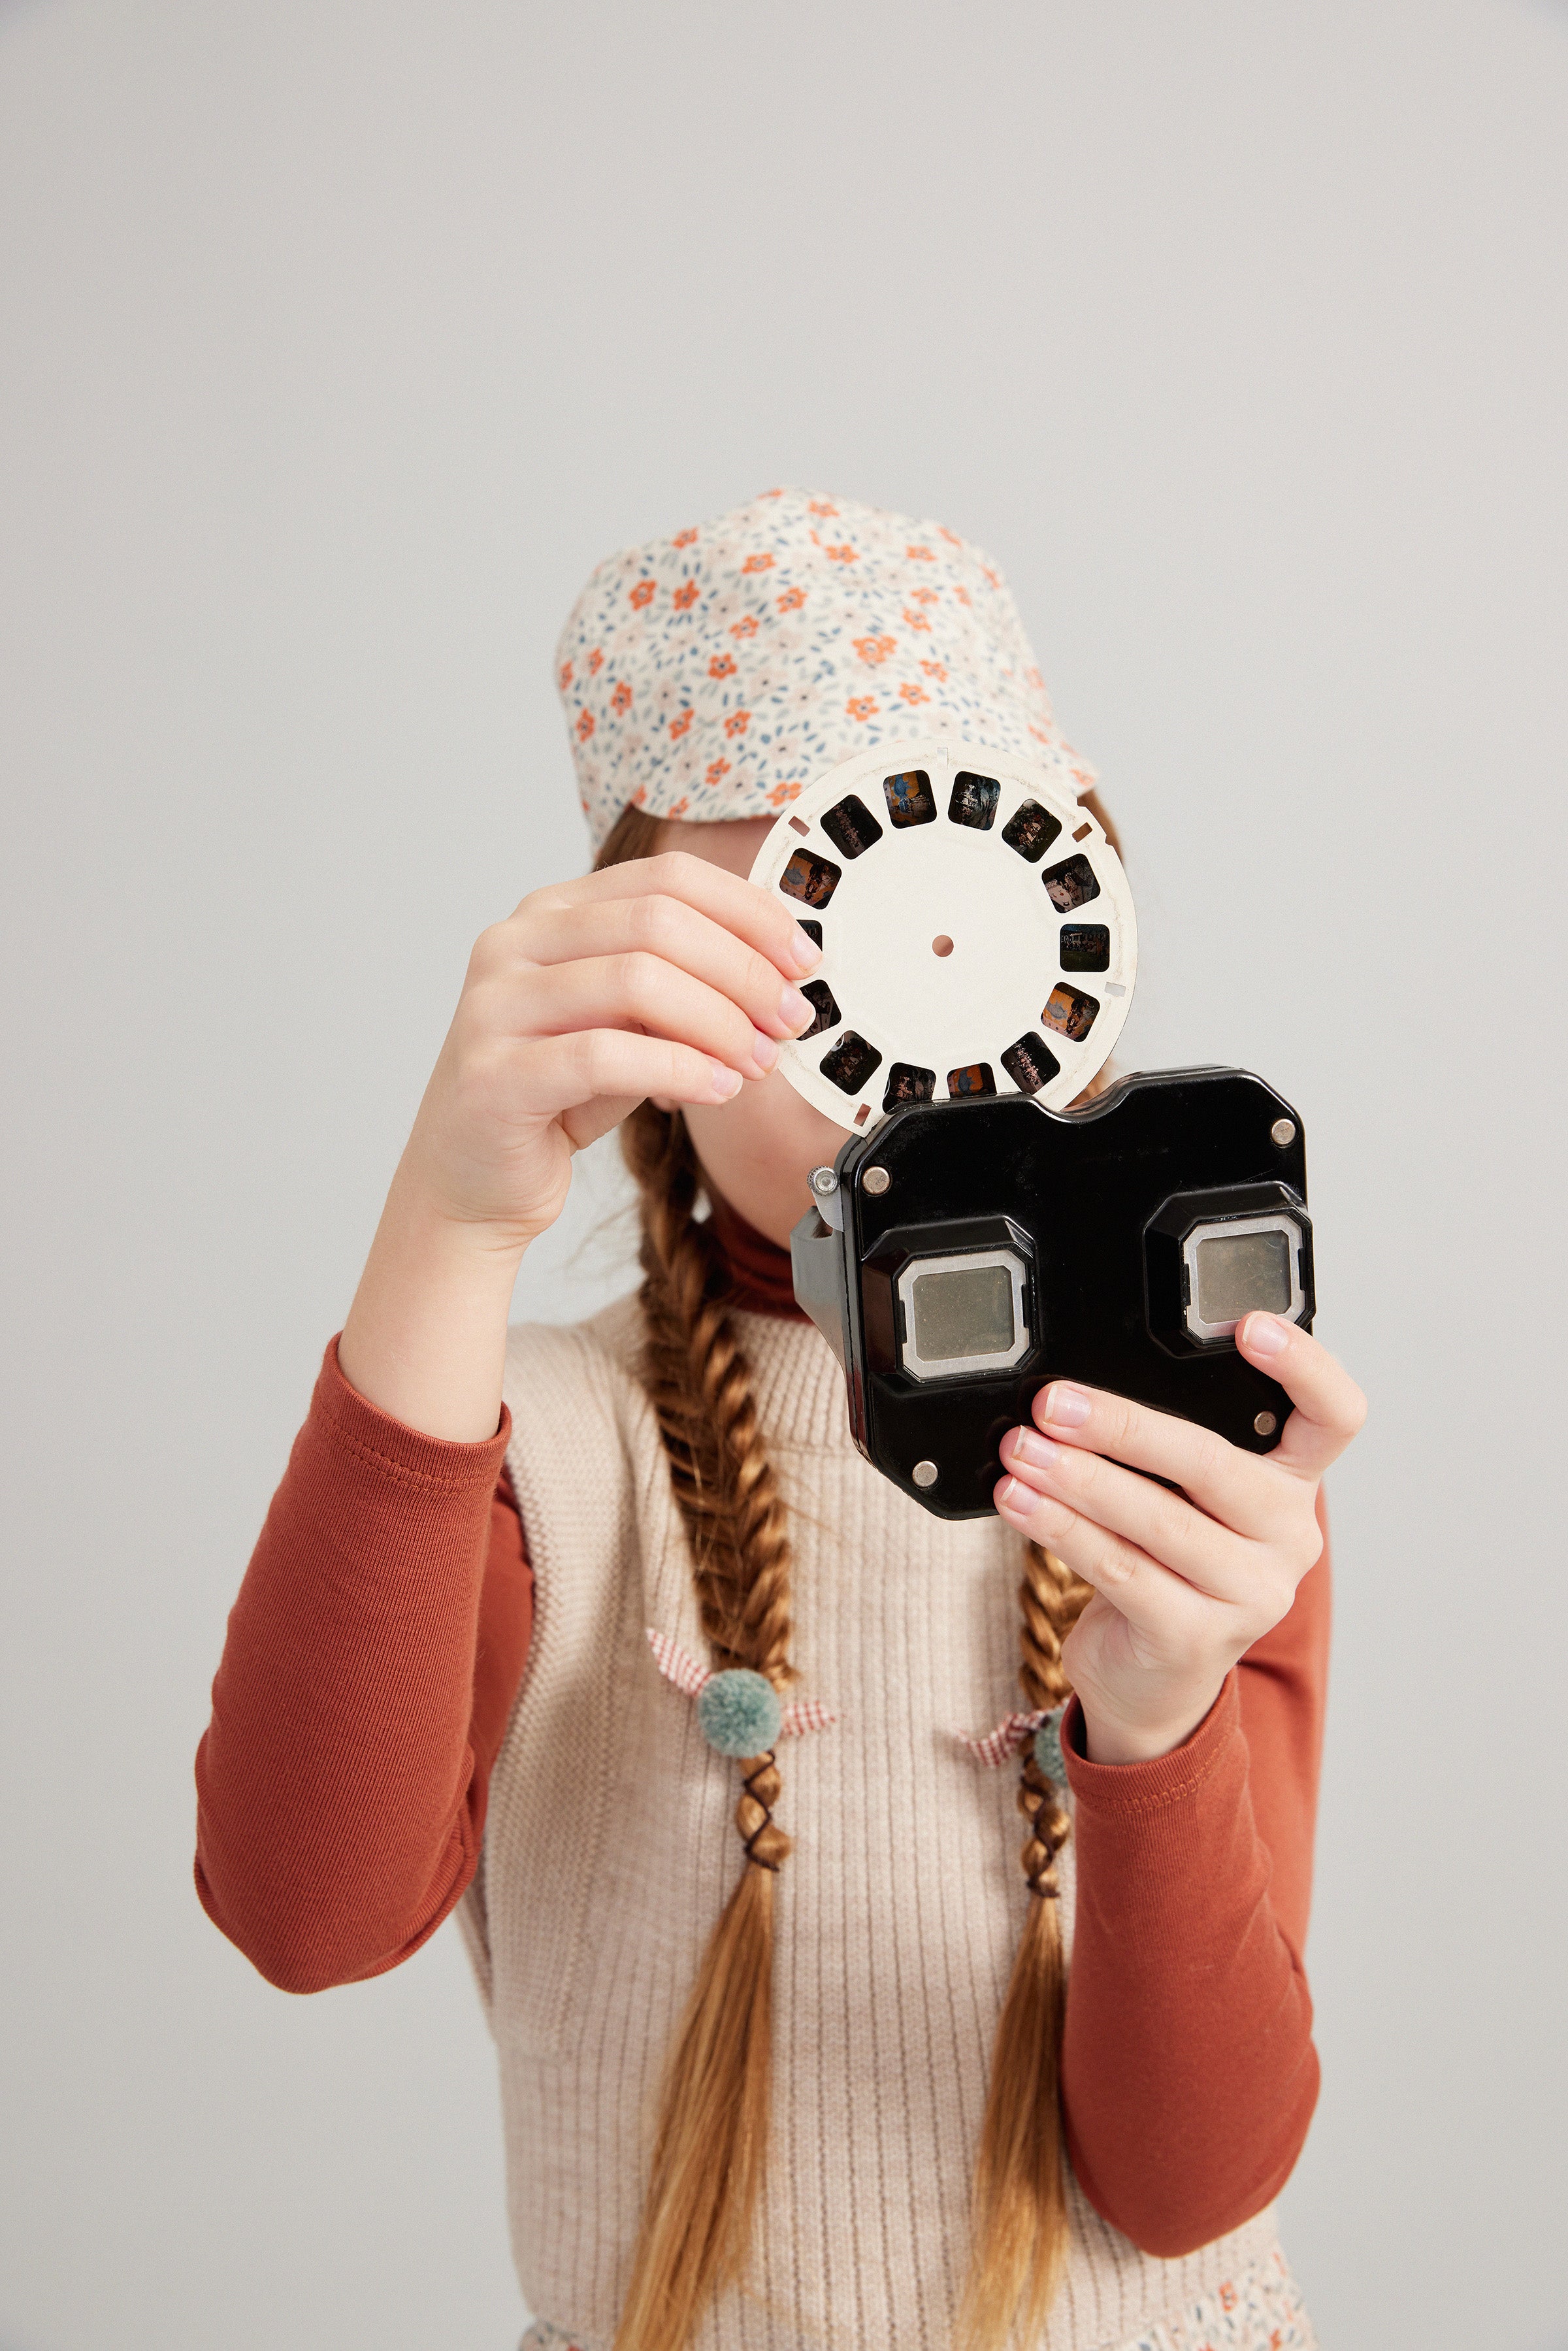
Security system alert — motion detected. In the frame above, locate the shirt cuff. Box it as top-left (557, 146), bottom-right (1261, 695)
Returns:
top-left (1061, 1671), bottom-right (1242, 1818)
top-left (313, 1334), bottom-right (513, 1493)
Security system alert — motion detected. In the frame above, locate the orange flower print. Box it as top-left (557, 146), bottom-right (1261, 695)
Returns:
top-left (611, 681), bottom-right (632, 714)
top-left (847, 695), bottom-right (877, 721)
top-left (559, 659), bottom-right (574, 689)
top-left (825, 543), bottom-right (858, 563)
top-left (939, 525), bottom-right (962, 546)
top-left (673, 527), bottom-right (698, 548)
top-left (669, 709), bottom-right (694, 739)
top-left (920, 659), bottom-right (947, 680)
top-left (629, 578), bottom-right (656, 609)
top-left (981, 563), bottom-right (1002, 589)
top-left (706, 757), bottom-right (731, 785)
top-left (953, 584), bottom-right (972, 605)
top-left (741, 552), bottom-right (775, 572)
top-left (666, 797), bottom-right (689, 821)
top-left (672, 580), bottom-right (700, 611)
top-left (1030, 724), bottom-right (1050, 744)
top-left (1026, 665), bottom-right (1045, 690)
top-left (708, 653), bottom-right (737, 680)
top-left (768, 780), bottom-right (803, 807)
top-left (909, 585), bottom-right (939, 604)
top-left (576, 710), bottom-right (595, 740)
top-left (730, 614), bottom-right (760, 638)
top-left (906, 544), bottom-right (935, 561)
top-left (777, 587), bottom-right (806, 612)
top-left (1218, 2284), bottom-right (1237, 2314)
top-left (853, 633), bottom-right (896, 666)
top-left (902, 607), bottom-right (932, 633)
top-left (724, 710), bottom-right (751, 738)
top-left (898, 682), bottom-right (928, 705)
top-left (587, 648), bottom-right (604, 674)
top-left (808, 498), bottom-right (838, 517)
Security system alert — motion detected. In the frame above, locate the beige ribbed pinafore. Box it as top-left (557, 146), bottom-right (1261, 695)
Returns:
top-left (460, 1297), bottom-right (1315, 2351)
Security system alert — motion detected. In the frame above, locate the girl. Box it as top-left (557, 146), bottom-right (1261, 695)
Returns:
top-left (197, 490), bottom-right (1364, 2351)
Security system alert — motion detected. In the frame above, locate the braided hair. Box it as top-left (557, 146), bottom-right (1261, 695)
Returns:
top-left (595, 802), bottom-right (1102, 2350)
top-left (957, 1542), bottom-right (1094, 2348)
top-left (596, 810), bottom-right (795, 2350)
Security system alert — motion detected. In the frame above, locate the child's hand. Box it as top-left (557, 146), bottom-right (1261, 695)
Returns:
top-left (994, 1315), bottom-right (1365, 1764)
top-left (400, 851), bottom-right (821, 1251)
top-left (338, 851), bottom-right (819, 1440)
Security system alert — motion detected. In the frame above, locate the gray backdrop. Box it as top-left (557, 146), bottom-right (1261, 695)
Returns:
top-left (3, 3), bottom-right (1565, 2345)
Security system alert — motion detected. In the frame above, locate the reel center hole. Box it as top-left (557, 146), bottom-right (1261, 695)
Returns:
top-left (932, 934), bottom-right (955, 958)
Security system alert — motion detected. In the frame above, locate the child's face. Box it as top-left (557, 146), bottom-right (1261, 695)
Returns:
top-left (652, 815), bottom-right (853, 1246)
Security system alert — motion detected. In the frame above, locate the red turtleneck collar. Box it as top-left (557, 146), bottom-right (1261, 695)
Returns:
top-left (708, 1192), bottom-right (809, 1322)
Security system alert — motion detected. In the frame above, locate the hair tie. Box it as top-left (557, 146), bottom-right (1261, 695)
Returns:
top-left (1032, 1713), bottom-right (1067, 1785)
top-left (697, 1669), bottom-right (783, 1759)
top-left (955, 1703), bottom-right (1068, 1779)
top-left (645, 1628), bottom-right (837, 1749)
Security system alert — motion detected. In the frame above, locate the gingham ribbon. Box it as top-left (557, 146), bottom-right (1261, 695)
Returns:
top-left (645, 1628), bottom-right (837, 1738)
top-left (956, 1707), bottom-right (1062, 1769)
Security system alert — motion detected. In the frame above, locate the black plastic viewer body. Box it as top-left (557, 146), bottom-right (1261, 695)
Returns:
top-left (790, 1068), bottom-right (1315, 1521)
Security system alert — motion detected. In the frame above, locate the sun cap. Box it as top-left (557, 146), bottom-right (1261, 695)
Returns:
top-left (557, 488), bottom-right (1096, 848)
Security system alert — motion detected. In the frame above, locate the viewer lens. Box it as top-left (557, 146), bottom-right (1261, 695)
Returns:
top-left (1194, 1230), bottom-right (1292, 1324)
top-left (1168, 1204), bottom-right (1309, 1347)
top-left (895, 1246), bottom-right (1032, 1379)
top-left (911, 1264), bottom-right (1016, 1361)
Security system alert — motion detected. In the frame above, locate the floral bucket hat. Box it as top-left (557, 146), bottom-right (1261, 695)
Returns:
top-left (557, 487), bottom-right (1096, 848)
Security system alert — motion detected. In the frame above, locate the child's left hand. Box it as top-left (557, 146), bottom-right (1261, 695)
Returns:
top-left (995, 1311), bottom-right (1365, 1766)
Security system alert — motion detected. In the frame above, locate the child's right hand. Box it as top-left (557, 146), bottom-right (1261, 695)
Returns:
top-left (399, 850), bottom-right (822, 1252)
top-left (337, 851), bottom-right (820, 1440)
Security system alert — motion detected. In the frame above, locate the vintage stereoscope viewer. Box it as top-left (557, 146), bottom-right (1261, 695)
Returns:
top-left (749, 736), bottom-right (1316, 1519)
top-left (791, 1070), bottom-right (1314, 1521)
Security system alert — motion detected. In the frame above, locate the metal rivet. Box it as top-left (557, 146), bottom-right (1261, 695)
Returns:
top-left (1270, 1119), bottom-right (1296, 1148)
top-left (912, 1460), bottom-right (939, 1488)
top-left (863, 1166), bottom-right (890, 1195)
top-left (810, 1166), bottom-right (838, 1196)
top-left (1253, 1410), bottom-right (1278, 1437)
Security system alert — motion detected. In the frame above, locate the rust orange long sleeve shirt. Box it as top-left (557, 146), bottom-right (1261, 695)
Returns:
top-left (195, 1208), bottom-right (1328, 2258)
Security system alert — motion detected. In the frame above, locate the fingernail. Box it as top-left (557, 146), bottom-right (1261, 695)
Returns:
top-left (996, 1478), bottom-right (1071, 1533)
top-left (1242, 1313), bottom-right (1289, 1357)
top-left (790, 926), bottom-right (823, 973)
top-left (778, 985), bottom-right (813, 1033)
top-left (709, 1064), bottom-right (743, 1100)
top-left (1041, 1383), bottom-right (1090, 1428)
top-left (751, 1029), bottom-right (779, 1072)
top-left (1011, 1428), bottom-right (1061, 1471)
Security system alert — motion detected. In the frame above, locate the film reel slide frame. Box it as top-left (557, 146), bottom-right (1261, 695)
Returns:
top-left (749, 737), bottom-right (1138, 1134)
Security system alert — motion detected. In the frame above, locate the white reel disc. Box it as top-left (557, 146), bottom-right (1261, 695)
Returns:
top-left (749, 737), bottom-right (1137, 1134)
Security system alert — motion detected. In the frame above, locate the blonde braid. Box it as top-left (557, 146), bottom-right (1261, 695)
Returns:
top-left (612, 1100), bottom-right (794, 2344)
top-left (587, 804), bottom-right (799, 2332)
top-left (1017, 1543), bottom-right (1090, 1898)
top-left (958, 1543), bottom-right (1094, 2351)
top-left (591, 804), bottom-right (799, 2348)
top-left (624, 1098), bottom-right (795, 1868)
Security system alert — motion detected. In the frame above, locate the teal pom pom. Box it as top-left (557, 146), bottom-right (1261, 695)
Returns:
top-left (697, 1669), bottom-right (783, 1758)
top-left (1032, 1714), bottom-right (1066, 1784)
